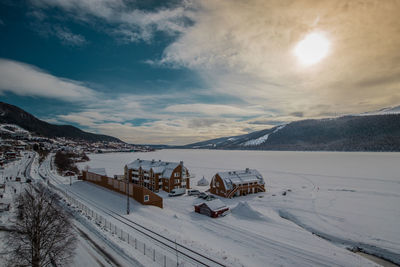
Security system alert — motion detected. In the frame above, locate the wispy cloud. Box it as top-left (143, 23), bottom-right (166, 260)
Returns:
top-left (30, 0), bottom-right (192, 43)
top-left (0, 58), bottom-right (95, 101)
top-left (53, 26), bottom-right (87, 46)
top-left (31, 21), bottom-right (88, 46)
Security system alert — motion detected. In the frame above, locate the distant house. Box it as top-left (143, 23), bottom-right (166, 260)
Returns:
top-left (5, 151), bottom-right (18, 160)
top-left (209, 168), bottom-right (265, 198)
top-left (194, 199), bottom-right (229, 218)
top-left (124, 159), bottom-right (191, 193)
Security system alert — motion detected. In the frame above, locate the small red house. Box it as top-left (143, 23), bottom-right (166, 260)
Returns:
top-left (194, 199), bottom-right (229, 218)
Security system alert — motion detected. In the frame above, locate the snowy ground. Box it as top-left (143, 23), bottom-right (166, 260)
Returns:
top-left (0, 153), bottom-right (145, 267)
top-left (73, 149), bottom-right (400, 266)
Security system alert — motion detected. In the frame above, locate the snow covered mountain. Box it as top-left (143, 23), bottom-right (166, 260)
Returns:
top-left (184, 114), bottom-right (400, 151)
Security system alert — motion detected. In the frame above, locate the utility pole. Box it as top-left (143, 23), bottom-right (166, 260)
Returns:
top-left (175, 239), bottom-right (178, 267)
top-left (126, 177), bottom-right (130, 215)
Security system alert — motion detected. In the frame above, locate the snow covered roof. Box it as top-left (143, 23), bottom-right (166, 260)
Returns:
top-left (126, 159), bottom-right (185, 179)
top-left (216, 169), bottom-right (264, 190)
top-left (88, 168), bottom-right (107, 176)
top-left (199, 199), bottom-right (227, 211)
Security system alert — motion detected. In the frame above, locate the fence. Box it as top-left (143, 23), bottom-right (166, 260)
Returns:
top-left (49, 184), bottom-right (190, 267)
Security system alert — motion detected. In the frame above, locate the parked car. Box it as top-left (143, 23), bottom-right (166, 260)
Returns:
top-left (15, 177), bottom-right (21, 182)
top-left (26, 179), bottom-right (32, 183)
top-left (198, 192), bottom-right (208, 199)
top-left (168, 188), bottom-right (186, 197)
top-left (187, 189), bottom-right (201, 196)
top-left (205, 194), bottom-right (217, 201)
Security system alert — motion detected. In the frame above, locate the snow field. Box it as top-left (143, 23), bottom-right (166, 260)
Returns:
top-left (75, 149), bottom-right (400, 266)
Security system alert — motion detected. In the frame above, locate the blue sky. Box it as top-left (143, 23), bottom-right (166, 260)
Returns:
top-left (1, 0), bottom-right (399, 144)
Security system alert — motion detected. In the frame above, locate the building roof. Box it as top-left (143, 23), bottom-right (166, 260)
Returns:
top-left (88, 168), bottom-right (107, 176)
top-left (198, 199), bottom-right (227, 212)
top-left (126, 159), bottom-right (187, 179)
top-left (216, 169), bottom-right (264, 190)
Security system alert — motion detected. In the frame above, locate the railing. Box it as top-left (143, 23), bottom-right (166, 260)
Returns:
top-left (226, 184), bottom-right (265, 198)
top-left (226, 187), bottom-right (239, 198)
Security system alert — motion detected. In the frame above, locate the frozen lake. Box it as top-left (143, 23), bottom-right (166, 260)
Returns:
top-left (78, 149), bottom-right (400, 266)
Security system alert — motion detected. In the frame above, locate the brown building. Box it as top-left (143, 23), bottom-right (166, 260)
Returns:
top-left (124, 159), bottom-right (191, 193)
top-left (83, 168), bottom-right (163, 208)
top-left (209, 168), bottom-right (265, 198)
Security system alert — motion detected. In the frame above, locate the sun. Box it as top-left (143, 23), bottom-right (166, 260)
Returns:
top-left (294, 32), bottom-right (330, 65)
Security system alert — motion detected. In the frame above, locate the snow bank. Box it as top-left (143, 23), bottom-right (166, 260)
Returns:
top-left (231, 201), bottom-right (268, 221)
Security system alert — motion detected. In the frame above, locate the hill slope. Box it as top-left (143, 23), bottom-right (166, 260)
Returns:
top-left (184, 114), bottom-right (400, 151)
top-left (0, 102), bottom-right (122, 143)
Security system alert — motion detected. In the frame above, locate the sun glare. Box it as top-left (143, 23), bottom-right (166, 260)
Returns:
top-left (294, 32), bottom-right (330, 66)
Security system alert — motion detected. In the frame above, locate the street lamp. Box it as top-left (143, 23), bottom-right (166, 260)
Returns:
top-left (126, 176), bottom-right (130, 215)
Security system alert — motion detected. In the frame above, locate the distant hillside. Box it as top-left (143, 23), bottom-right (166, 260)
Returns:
top-left (0, 102), bottom-right (122, 143)
top-left (184, 114), bottom-right (400, 151)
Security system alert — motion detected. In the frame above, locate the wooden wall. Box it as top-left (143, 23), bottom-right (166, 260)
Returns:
top-left (82, 171), bottom-right (163, 208)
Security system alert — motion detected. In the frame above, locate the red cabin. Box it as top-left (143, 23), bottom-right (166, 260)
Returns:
top-left (194, 199), bottom-right (229, 218)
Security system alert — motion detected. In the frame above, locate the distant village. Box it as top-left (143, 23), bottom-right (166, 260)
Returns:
top-left (0, 124), bottom-right (154, 167)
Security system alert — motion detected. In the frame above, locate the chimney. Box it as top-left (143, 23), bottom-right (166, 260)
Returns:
top-left (180, 161), bottom-right (183, 166)
top-left (246, 168), bottom-right (249, 173)
top-left (151, 159), bottom-right (155, 163)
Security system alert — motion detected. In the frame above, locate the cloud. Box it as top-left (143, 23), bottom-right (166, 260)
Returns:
top-left (0, 58), bottom-right (96, 101)
top-left (289, 112), bottom-right (304, 118)
top-left (53, 26), bottom-right (87, 46)
top-left (157, 0), bottom-right (400, 115)
top-left (31, 21), bottom-right (87, 46)
top-left (18, 0), bottom-right (400, 144)
top-left (30, 0), bottom-right (192, 43)
top-left (164, 103), bottom-right (265, 117)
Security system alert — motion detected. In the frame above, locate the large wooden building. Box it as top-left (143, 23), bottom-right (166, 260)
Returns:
top-left (124, 159), bottom-right (191, 193)
top-left (209, 168), bottom-right (265, 198)
top-left (82, 168), bottom-right (163, 208)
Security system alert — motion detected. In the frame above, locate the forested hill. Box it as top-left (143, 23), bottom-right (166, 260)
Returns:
top-left (184, 114), bottom-right (400, 151)
top-left (0, 102), bottom-right (122, 143)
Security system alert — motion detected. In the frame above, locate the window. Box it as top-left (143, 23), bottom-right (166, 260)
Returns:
top-left (144, 195), bottom-right (149, 202)
top-left (174, 172), bottom-right (180, 177)
top-left (175, 179), bottom-right (180, 183)
top-left (216, 182), bottom-right (219, 187)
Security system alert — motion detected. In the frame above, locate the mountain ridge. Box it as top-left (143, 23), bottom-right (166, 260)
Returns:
top-left (0, 102), bottom-right (122, 143)
top-left (183, 113), bottom-right (400, 151)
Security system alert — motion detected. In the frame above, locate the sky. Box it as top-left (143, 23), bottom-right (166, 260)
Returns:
top-left (0, 0), bottom-right (399, 145)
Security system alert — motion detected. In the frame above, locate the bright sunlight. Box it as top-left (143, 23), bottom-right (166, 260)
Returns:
top-left (294, 32), bottom-right (330, 65)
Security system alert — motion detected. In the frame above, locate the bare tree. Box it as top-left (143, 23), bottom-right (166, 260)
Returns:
top-left (6, 185), bottom-right (77, 267)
